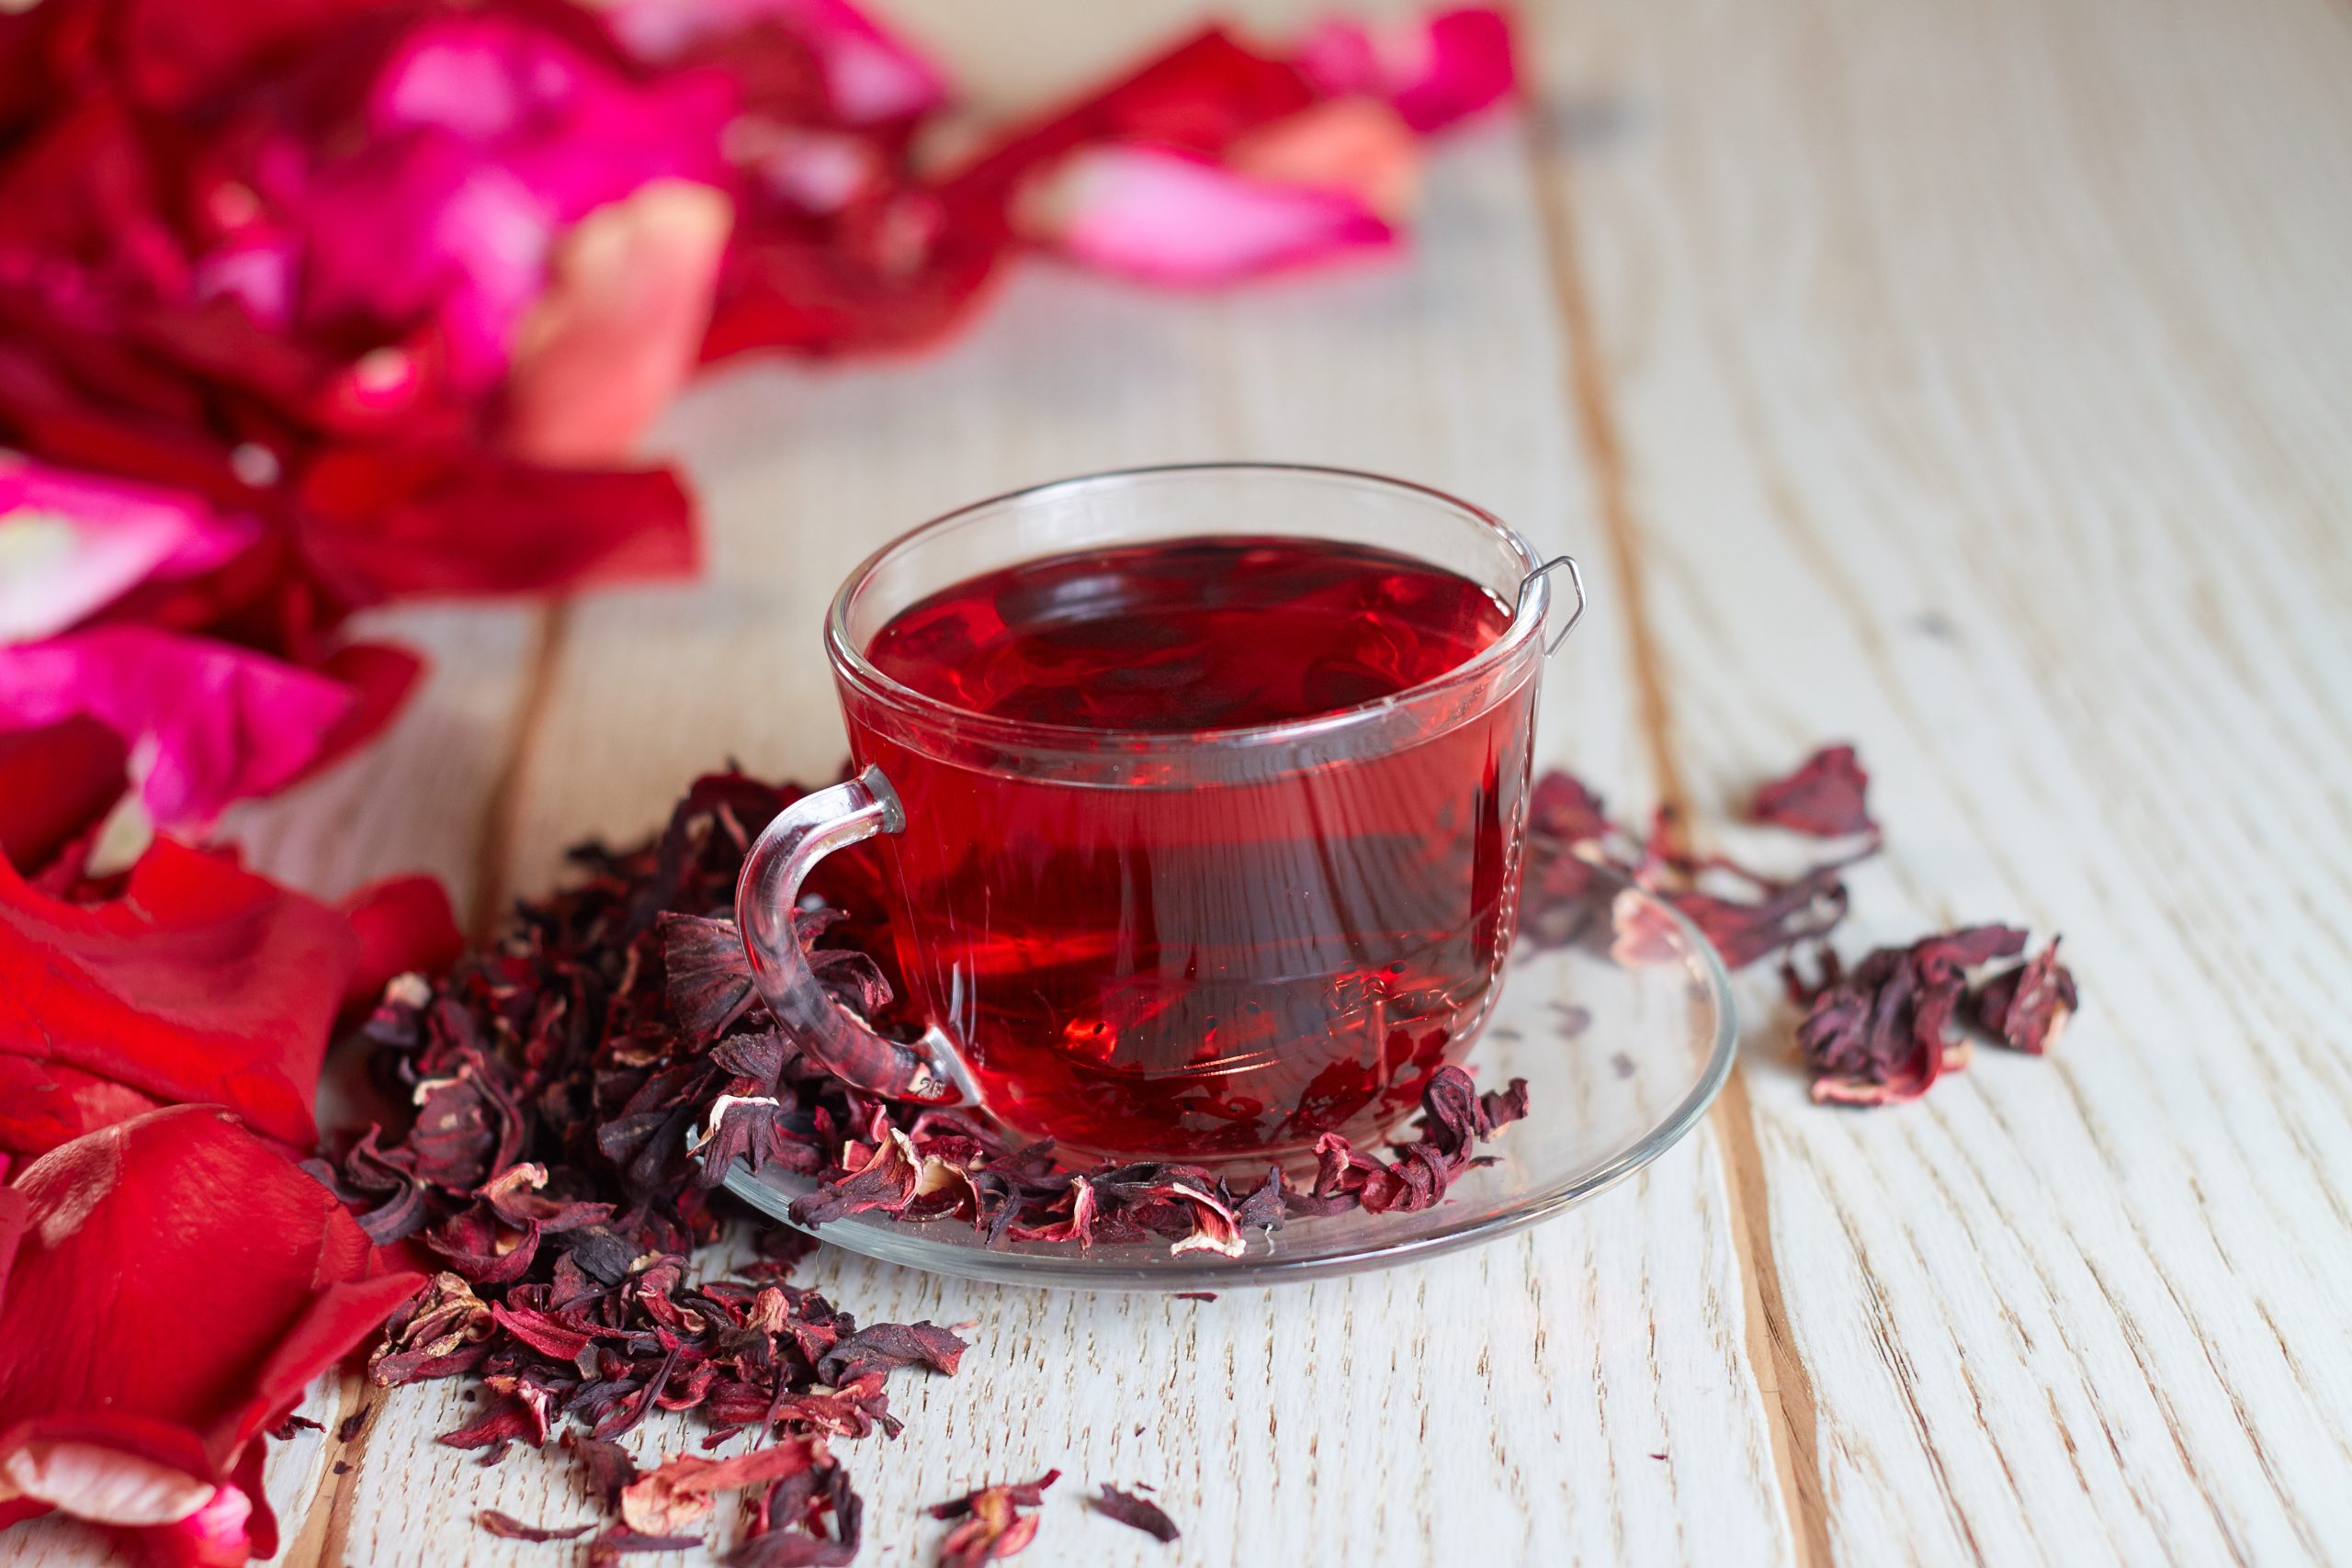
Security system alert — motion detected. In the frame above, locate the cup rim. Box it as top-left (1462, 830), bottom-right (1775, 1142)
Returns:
top-left (824, 461), bottom-right (1553, 760)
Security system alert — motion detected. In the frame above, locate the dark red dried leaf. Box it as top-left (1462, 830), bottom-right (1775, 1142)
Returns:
top-left (568, 1431), bottom-right (642, 1513)
top-left (590, 1527), bottom-right (706, 1562)
top-left (660, 912), bottom-right (757, 1042)
top-left (1797, 925), bottom-right (2028, 1105)
top-left (1527, 769), bottom-right (1611, 843)
top-left (621, 1438), bottom-right (831, 1536)
top-left (1750, 744), bottom-right (1875, 837)
top-left (931, 1471), bottom-right (1058, 1568)
top-left (479, 1509), bottom-right (594, 1542)
top-left (1971, 937), bottom-right (2077, 1055)
top-left (818, 1322), bottom-right (967, 1385)
top-left (1093, 1485), bottom-right (1180, 1542)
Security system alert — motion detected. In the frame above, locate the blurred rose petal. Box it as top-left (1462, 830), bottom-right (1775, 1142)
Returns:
top-left (605, 0), bottom-right (948, 124)
top-left (0, 1108), bottom-right (424, 1560)
top-left (0, 628), bottom-right (353, 829)
top-left (0, 717), bottom-right (128, 876)
top-left (0, 840), bottom-right (357, 1160)
top-left (1300, 6), bottom-right (1515, 133)
top-left (0, 458), bottom-right (257, 645)
top-left (503, 180), bottom-right (733, 467)
top-left (338, 874), bottom-right (463, 1011)
top-left (1229, 98), bottom-right (1424, 220)
top-left (1022, 143), bottom-right (1394, 287)
top-left (301, 643), bottom-right (426, 786)
top-left (298, 449), bottom-right (695, 602)
top-left (300, 17), bottom-right (733, 390)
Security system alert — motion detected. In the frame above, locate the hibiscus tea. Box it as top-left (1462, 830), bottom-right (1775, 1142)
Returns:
top-left (850, 535), bottom-right (1536, 1162)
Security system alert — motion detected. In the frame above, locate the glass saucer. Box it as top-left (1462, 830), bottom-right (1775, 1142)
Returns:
top-left (719, 872), bottom-right (1736, 1291)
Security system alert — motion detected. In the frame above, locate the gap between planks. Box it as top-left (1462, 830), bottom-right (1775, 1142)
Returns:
top-left (466, 604), bottom-right (572, 943)
top-left (1520, 101), bottom-right (1837, 1568)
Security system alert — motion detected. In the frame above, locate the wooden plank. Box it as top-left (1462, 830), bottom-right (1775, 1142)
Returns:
top-left (1523, 0), bottom-right (2352, 1561)
top-left (337, 114), bottom-right (1791, 1568)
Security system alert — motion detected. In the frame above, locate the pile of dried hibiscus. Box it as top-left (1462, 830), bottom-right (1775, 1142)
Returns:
top-left (0, 0), bottom-right (1515, 863)
top-left (315, 769), bottom-right (1529, 1557)
top-left (1521, 744), bottom-right (2077, 1102)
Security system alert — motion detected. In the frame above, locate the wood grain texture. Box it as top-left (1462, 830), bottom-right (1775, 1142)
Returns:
top-left (1524, 0), bottom-right (2352, 1562)
top-left (33, 0), bottom-right (2352, 1562)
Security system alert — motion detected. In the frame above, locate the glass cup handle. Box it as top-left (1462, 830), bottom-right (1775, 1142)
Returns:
top-left (734, 765), bottom-right (978, 1105)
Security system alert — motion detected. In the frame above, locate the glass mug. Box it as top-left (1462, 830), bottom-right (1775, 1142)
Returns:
top-left (737, 464), bottom-right (1582, 1165)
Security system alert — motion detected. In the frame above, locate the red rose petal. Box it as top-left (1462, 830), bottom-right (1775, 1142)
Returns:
top-left (0, 716), bottom-right (128, 875)
top-left (0, 457), bottom-right (257, 643)
top-left (338, 874), bottom-right (463, 1010)
top-left (1300, 7), bottom-right (1517, 133)
top-left (501, 181), bottom-right (734, 468)
top-left (0, 839), bottom-right (357, 1159)
top-left (0, 627), bottom-right (356, 830)
top-left (296, 447), bottom-right (696, 603)
top-left (301, 642), bottom-right (427, 785)
top-left (0, 1108), bottom-right (423, 1558)
top-left (609, 0), bottom-right (948, 126)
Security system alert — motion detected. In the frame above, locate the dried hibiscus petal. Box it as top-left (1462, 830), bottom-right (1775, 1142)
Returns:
top-left (479, 1508), bottom-right (594, 1541)
top-left (1092, 1484), bottom-right (1179, 1543)
top-left (931, 1471), bottom-right (1058, 1568)
top-left (1971, 937), bottom-right (2077, 1055)
top-left (1749, 744), bottom-right (1875, 837)
top-left (620, 1438), bottom-right (832, 1537)
top-left (1795, 925), bottom-right (2027, 1105)
top-left (0, 1108), bottom-right (422, 1562)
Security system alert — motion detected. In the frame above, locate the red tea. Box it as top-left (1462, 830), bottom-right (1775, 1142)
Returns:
top-left (853, 535), bottom-right (1533, 1161)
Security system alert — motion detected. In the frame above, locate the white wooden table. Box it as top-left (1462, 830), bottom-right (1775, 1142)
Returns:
top-left (21, 0), bottom-right (2352, 1562)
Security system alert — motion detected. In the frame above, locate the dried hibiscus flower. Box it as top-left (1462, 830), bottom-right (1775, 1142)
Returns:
top-left (1971, 936), bottom-right (2077, 1055)
top-left (1519, 751), bottom-right (1876, 972)
top-left (0, 1108), bottom-right (423, 1565)
top-left (932, 1471), bottom-right (1058, 1567)
top-left (1791, 923), bottom-right (2079, 1106)
top-left (1792, 926), bottom-right (2027, 1105)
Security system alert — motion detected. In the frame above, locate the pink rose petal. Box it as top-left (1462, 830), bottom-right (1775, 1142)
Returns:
top-left (0, 628), bottom-right (354, 829)
top-left (300, 17), bottom-right (733, 389)
top-left (1301, 6), bottom-right (1516, 134)
top-left (0, 459), bottom-right (257, 645)
top-left (502, 180), bottom-right (734, 467)
top-left (606, 0), bottom-right (948, 123)
top-left (1023, 143), bottom-right (1395, 287)
top-left (1229, 98), bottom-right (1424, 220)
